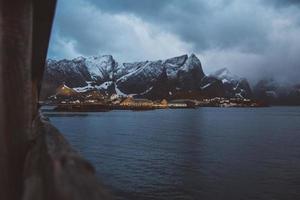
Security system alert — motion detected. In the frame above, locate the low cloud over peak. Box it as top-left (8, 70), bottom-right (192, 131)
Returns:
top-left (48, 0), bottom-right (300, 83)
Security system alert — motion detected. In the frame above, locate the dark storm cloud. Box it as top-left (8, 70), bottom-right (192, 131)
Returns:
top-left (87, 0), bottom-right (268, 52)
top-left (265, 0), bottom-right (300, 7)
top-left (48, 0), bottom-right (193, 61)
top-left (48, 0), bottom-right (300, 83)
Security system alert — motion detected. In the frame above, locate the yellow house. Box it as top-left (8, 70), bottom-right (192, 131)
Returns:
top-left (120, 97), bottom-right (154, 107)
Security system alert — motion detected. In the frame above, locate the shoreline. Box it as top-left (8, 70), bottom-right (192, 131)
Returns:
top-left (41, 103), bottom-right (268, 112)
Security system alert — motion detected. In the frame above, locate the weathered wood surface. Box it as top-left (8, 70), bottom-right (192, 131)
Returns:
top-left (0, 1), bottom-right (37, 199)
top-left (22, 114), bottom-right (111, 200)
top-left (0, 0), bottom-right (112, 199)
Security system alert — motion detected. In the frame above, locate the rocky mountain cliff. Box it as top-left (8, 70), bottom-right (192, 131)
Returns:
top-left (41, 54), bottom-right (253, 100)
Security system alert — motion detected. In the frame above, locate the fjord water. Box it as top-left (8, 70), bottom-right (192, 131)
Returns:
top-left (45, 107), bottom-right (300, 200)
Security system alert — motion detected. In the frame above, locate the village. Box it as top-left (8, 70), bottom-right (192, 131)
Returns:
top-left (40, 84), bottom-right (265, 111)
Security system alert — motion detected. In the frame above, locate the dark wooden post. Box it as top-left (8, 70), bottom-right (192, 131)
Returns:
top-left (0, 0), bottom-right (56, 199)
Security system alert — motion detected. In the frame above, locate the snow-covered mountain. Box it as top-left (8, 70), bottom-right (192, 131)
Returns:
top-left (210, 68), bottom-right (252, 99)
top-left (46, 55), bottom-right (116, 84)
top-left (42, 55), bottom-right (117, 98)
top-left (82, 55), bottom-right (116, 81)
top-left (41, 54), bottom-right (252, 100)
top-left (115, 54), bottom-right (206, 96)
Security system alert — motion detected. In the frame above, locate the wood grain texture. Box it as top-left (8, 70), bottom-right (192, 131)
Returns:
top-left (0, 1), bottom-right (55, 199)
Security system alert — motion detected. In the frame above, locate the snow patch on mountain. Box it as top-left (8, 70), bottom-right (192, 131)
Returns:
top-left (201, 83), bottom-right (212, 90)
top-left (115, 61), bottom-right (149, 80)
top-left (163, 54), bottom-right (188, 79)
top-left (84, 55), bottom-right (116, 80)
top-left (140, 86), bottom-right (154, 95)
top-left (180, 54), bottom-right (203, 73)
top-left (115, 59), bottom-right (166, 94)
top-left (73, 81), bottom-right (94, 92)
top-left (95, 81), bottom-right (114, 90)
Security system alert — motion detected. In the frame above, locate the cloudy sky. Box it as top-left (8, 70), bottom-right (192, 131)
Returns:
top-left (48, 0), bottom-right (300, 83)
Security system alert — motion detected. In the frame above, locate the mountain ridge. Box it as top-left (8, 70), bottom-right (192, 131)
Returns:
top-left (41, 54), bottom-right (252, 100)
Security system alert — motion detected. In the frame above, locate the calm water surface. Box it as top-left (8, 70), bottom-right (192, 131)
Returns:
top-left (45, 107), bottom-right (300, 200)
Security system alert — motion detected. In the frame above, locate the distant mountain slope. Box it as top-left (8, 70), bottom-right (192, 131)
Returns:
top-left (253, 79), bottom-right (300, 105)
top-left (41, 54), bottom-right (253, 100)
top-left (210, 68), bottom-right (252, 99)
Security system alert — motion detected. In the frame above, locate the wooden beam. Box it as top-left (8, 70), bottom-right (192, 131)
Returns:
top-left (0, 0), bottom-right (56, 199)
